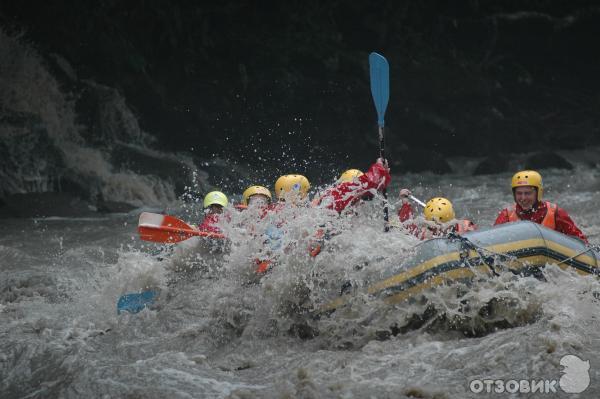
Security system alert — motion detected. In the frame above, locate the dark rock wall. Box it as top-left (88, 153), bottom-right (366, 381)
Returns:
top-left (1, 1), bottom-right (599, 176)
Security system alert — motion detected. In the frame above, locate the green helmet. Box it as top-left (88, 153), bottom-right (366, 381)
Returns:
top-left (203, 191), bottom-right (228, 208)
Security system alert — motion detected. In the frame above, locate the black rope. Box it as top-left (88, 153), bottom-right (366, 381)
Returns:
top-left (446, 232), bottom-right (507, 276)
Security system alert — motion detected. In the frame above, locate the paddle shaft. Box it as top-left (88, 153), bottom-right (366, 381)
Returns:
top-left (369, 52), bottom-right (390, 233)
top-left (409, 195), bottom-right (426, 207)
top-left (379, 125), bottom-right (389, 231)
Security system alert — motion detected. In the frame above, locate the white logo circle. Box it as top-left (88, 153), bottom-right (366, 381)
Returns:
top-left (559, 354), bottom-right (590, 393)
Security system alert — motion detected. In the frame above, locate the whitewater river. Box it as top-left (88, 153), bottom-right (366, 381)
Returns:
top-left (2, 151), bottom-right (600, 398)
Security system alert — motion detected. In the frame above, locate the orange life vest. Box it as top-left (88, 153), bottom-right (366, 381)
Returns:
top-left (507, 201), bottom-right (557, 230)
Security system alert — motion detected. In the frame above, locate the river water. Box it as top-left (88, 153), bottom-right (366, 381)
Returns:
top-left (2, 150), bottom-right (600, 398)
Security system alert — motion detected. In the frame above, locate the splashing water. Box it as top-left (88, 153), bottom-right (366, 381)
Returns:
top-left (2, 23), bottom-right (600, 399)
top-left (2, 155), bottom-right (600, 397)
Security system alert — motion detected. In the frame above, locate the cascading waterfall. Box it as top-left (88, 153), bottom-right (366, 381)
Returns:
top-left (0, 29), bottom-right (204, 207)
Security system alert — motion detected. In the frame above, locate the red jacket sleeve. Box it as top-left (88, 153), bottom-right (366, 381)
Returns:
top-left (361, 162), bottom-right (391, 191)
top-left (494, 209), bottom-right (510, 225)
top-left (398, 202), bottom-right (414, 222)
top-left (324, 162), bottom-right (391, 214)
top-left (555, 207), bottom-right (588, 243)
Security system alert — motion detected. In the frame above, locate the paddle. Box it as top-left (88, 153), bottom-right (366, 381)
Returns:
top-left (392, 194), bottom-right (426, 208)
top-left (409, 195), bottom-right (426, 207)
top-left (117, 289), bottom-right (159, 314)
top-left (138, 212), bottom-right (225, 243)
top-left (118, 213), bottom-right (226, 314)
top-left (369, 52), bottom-right (390, 232)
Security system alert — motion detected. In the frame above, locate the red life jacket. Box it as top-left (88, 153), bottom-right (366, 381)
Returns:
top-left (507, 201), bottom-right (557, 230)
top-left (198, 213), bottom-right (221, 233)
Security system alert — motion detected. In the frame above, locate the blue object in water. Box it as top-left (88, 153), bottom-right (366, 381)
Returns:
top-left (117, 290), bottom-right (158, 314)
top-left (264, 225), bottom-right (284, 251)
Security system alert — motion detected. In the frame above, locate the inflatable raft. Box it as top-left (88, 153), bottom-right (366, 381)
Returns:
top-left (319, 221), bottom-right (599, 313)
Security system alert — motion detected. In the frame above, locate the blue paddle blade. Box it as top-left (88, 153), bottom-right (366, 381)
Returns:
top-left (117, 290), bottom-right (158, 314)
top-left (369, 52), bottom-right (390, 127)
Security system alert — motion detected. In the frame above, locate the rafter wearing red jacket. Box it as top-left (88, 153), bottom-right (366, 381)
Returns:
top-left (494, 202), bottom-right (587, 243)
top-left (495, 170), bottom-right (587, 244)
top-left (314, 159), bottom-right (391, 214)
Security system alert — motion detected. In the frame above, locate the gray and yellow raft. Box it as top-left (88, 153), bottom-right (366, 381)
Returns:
top-left (320, 221), bottom-right (599, 313)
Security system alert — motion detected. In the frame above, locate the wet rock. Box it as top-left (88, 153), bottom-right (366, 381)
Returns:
top-left (0, 110), bottom-right (66, 197)
top-left (524, 151), bottom-right (573, 170)
top-left (0, 192), bottom-right (96, 218)
top-left (392, 149), bottom-right (452, 174)
top-left (96, 198), bottom-right (137, 213)
top-left (57, 175), bottom-right (94, 200)
top-left (473, 154), bottom-right (511, 175)
top-left (110, 142), bottom-right (194, 195)
top-left (76, 80), bottom-right (148, 146)
top-left (4, 2), bottom-right (600, 178)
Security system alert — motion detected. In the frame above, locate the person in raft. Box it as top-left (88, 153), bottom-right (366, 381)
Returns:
top-left (494, 170), bottom-right (588, 243)
top-left (249, 175), bottom-right (311, 273)
top-left (312, 159), bottom-right (391, 214)
top-left (398, 191), bottom-right (476, 240)
top-left (198, 191), bottom-right (229, 234)
top-left (235, 185), bottom-right (272, 212)
top-left (242, 185), bottom-right (272, 208)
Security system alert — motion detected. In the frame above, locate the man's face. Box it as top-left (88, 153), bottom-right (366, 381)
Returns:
top-left (207, 204), bottom-right (223, 214)
top-left (248, 194), bottom-right (269, 207)
top-left (514, 186), bottom-right (537, 210)
top-left (280, 190), bottom-right (305, 205)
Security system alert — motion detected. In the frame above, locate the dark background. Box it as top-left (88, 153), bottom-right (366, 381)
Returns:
top-left (1, 0), bottom-right (599, 178)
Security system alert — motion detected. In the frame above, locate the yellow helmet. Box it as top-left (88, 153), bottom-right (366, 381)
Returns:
top-left (203, 191), bottom-right (228, 208)
top-left (242, 185), bottom-right (272, 205)
top-left (338, 169), bottom-right (364, 183)
top-left (274, 174), bottom-right (310, 200)
top-left (511, 170), bottom-right (543, 201)
top-left (424, 197), bottom-right (455, 223)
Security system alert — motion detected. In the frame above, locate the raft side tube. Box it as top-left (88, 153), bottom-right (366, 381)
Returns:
top-left (317, 221), bottom-right (598, 314)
